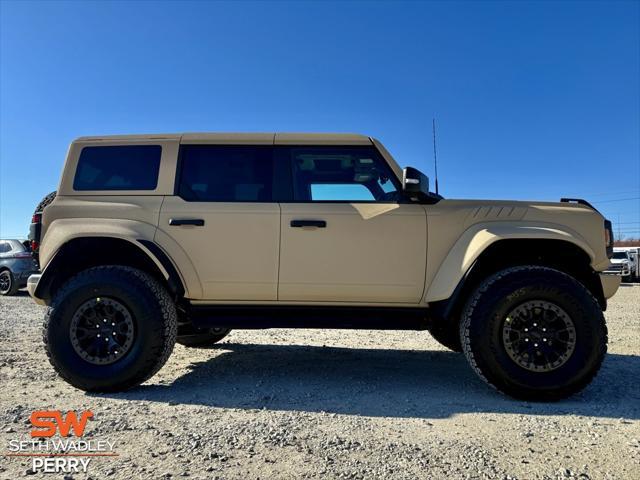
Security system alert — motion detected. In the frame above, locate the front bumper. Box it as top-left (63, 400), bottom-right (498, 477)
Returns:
top-left (599, 273), bottom-right (621, 300)
top-left (27, 274), bottom-right (45, 306)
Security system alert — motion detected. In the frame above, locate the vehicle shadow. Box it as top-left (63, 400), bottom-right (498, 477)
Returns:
top-left (102, 343), bottom-right (640, 420)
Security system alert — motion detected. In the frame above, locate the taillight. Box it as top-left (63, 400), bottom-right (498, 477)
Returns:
top-left (32, 213), bottom-right (41, 223)
top-left (30, 240), bottom-right (39, 252)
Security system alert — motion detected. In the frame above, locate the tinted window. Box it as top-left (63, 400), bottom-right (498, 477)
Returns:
top-left (74, 145), bottom-right (162, 191)
top-left (289, 146), bottom-right (401, 202)
top-left (0, 242), bottom-right (10, 253)
top-left (178, 146), bottom-right (273, 202)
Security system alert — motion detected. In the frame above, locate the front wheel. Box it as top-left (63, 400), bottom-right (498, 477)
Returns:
top-left (44, 266), bottom-right (177, 392)
top-left (460, 266), bottom-right (607, 401)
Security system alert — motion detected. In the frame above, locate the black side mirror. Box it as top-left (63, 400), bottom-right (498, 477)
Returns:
top-left (402, 167), bottom-right (430, 195)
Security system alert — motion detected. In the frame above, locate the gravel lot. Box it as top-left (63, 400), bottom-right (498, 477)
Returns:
top-left (1, 285), bottom-right (639, 480)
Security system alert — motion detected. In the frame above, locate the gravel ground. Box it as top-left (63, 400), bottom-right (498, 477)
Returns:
top-left (1, 285), bottom-right (639, 480)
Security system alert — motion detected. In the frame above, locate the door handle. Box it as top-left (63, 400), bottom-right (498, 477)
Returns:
top-left (169, 218), bottom-right (205, 226)
top-left (290, 220), bottom-right (326, 228)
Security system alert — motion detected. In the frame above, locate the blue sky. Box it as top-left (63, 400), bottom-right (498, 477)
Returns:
top-left (1, 0), bottom-right (638, 239)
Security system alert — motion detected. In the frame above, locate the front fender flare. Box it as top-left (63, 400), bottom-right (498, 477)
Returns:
top-left (424, 222), bottom-right (596, 303)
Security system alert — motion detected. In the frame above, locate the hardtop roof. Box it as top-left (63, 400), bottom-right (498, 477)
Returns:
top-left (74, 132), bottom-right (372, 145)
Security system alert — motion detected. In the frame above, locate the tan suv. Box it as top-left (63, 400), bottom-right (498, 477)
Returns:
top-left (27, 133), bottom-right (620, 400)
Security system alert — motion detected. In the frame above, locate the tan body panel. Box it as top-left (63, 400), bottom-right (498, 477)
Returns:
top-left (40, 196), bottom-right (165, 270)
top-left (157, 197), bottom-right (280, 301)
top-left (278, 203), bottom-right (427, 303)
top-left (423, 199), bottom-right (610, 303)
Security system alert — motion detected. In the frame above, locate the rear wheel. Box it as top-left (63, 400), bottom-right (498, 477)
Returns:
top-left (460, 266), bottom-right (607, 401)
top-left (44, 266), bottom-right (177, 392)
top-left (177, 327), bottom-right (231, 348)
top-left (0, 270), bottom-right (19, 296)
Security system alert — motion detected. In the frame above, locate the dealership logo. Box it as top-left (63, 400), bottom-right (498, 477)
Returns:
top-left (30, 410), bottom-right (94, 437)
top-left (5, 410), bottom-right (117, 474)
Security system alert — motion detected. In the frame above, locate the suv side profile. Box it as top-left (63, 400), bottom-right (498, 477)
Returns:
top-left (28, 133), bottom-right (620, 400)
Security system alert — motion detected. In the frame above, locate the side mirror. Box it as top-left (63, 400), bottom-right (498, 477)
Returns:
top-left (402, 167), bottom-right (430, 195)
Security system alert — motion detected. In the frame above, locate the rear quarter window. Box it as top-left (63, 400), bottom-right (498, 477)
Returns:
top-left (73, 145), bottom-right (162, 191)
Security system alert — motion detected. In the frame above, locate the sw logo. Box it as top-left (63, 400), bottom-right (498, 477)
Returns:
top-left (30, 410), bottom-right (94, 437)
top-left (26, 410), bottom-right (96, 474)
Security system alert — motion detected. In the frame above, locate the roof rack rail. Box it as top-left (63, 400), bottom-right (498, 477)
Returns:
top-left (560, 198), bottom-right (598, 212)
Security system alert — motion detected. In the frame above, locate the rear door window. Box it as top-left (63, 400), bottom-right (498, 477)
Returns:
top-left (73, 145), bottom-right (162, 191)
top-left (178, 145), bottom-right (274, 202)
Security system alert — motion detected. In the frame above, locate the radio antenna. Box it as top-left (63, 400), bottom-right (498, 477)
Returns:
top-left (432, 118), bottom-right (439, 195)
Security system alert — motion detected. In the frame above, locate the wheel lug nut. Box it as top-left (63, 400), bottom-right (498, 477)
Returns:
top-left (525, 338), bottom-right (529, 342)
top-left (543, 338), bottom-right (547, 341)
top-left (542, 328), bottom-right (546, 332)
top-left (533, 323), bottom-right (537, 327)
top-left (534, 343), bottom-right (538, 347)
top-left (111, 322), bottom-right (115, 326)
top-left (113, 332), bottom-right (116, 335)
top-left (97, 334), bottom-right (101, 338)
top-left (524, 328), bottom-right (528, 332)
top-left (104, 338), bottom-right (108, 342)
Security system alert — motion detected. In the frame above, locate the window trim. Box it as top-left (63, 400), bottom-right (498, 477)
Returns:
top-left (72, 145), bottom-right (162, 192)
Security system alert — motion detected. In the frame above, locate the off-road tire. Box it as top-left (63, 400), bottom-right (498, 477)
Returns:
top-left (429, 321), bottom-right (462, 352)
top-left (34, 191), bottom-right (57, 213)
top-left (0, 270), bottom-right (19, 296)
top-left (460, 266), bottom-right (607, 401)
top-left (44, 266), bottom-right (177, 392)
top-left (177, 328), bottom-right (231, 348)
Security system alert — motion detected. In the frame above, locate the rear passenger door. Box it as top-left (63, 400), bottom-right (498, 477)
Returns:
top-left (157, 144), bottom-right (281, 301)
top-left (277, 145), bottom-right (427, 304)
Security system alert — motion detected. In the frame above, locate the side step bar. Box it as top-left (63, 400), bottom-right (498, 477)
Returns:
top-left (188, 305), bottom-right (431, 331)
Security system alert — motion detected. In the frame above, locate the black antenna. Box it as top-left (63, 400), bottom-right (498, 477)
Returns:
top-left (432, 118), bottom-right (439, 195)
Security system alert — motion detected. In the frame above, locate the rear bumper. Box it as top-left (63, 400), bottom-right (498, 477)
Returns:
top-left (599, 273), bottom-right (621, 300)
top-left (27, 274), bottom-right (45, 305)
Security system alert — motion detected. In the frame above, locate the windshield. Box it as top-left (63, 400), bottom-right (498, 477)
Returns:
top-left (612, 252), bottom-right (628, 259)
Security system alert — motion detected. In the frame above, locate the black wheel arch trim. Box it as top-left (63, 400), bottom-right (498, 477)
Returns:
top-left (34, 237), bottom-right (186, 302)
top-left (137, 239), bottom-right (185, 298)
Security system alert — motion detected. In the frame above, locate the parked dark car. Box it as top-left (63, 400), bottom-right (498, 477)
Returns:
top-left (0, 239), bottom-right (39, 295)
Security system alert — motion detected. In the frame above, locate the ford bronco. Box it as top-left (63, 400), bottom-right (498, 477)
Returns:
top-left (27, 133), bottom-right (619, 400)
